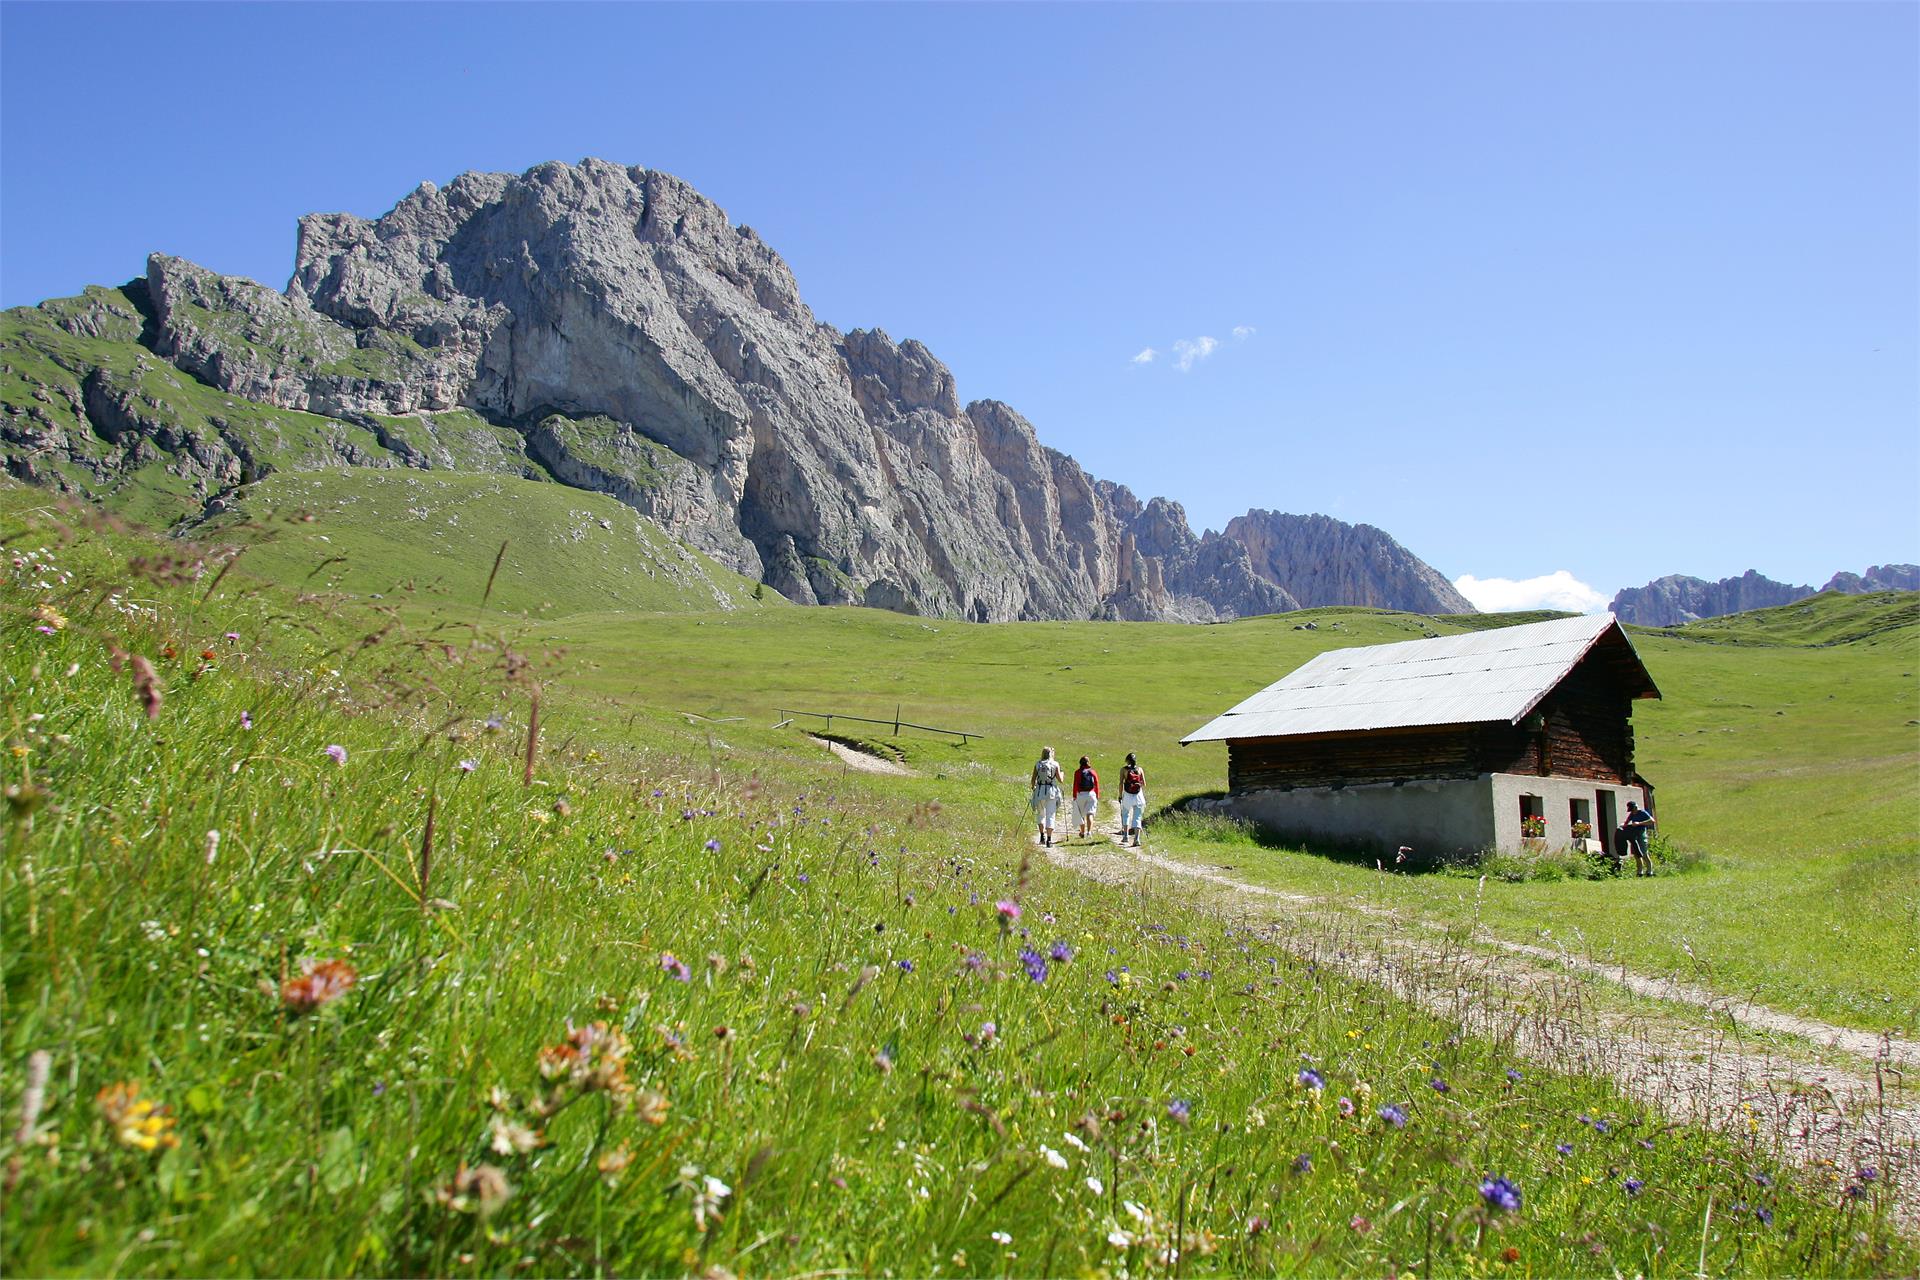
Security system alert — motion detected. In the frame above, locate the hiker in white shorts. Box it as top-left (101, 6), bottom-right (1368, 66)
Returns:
top-left (1030, 747), bottom-right (1063, 847)
top-left (1117, 752), bottom-right (1146, 847)
top-left (1071, 755), bottom-right (1100, 840)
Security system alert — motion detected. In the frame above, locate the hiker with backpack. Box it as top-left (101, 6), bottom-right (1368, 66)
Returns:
top-left (1117, 752), bottom-right (1146, 847)
top-left (1030, 747), bottom-right (1064, 847)
top-left (1071, 755), bottom-right (1100, 840)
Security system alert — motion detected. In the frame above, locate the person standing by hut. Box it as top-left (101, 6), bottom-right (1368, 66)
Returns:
top-left (1622, 800), bottom-right (1656, 877)
top-left (1071, 755), bottom-right (1100, 841)
top-left (1117, 752), bottom-right (1146, 847)
top-left (1030, 747), bottom-right (1064, 847)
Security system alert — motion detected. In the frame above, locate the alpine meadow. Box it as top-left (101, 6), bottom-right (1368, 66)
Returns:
top-left (0, 77), bottom-right (1915, 1278)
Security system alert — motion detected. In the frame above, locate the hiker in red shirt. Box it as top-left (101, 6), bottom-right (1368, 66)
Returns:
top-left (1071, 755), bottom-right (1100, 840)
top-left (1117, 752), bottom-right (1146, 846)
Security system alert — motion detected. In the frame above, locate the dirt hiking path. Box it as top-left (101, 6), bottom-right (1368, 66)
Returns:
top-left (1037, 816), bottom-right (1919, 1232)
top-left (809, 735), bottom-right (913, 776)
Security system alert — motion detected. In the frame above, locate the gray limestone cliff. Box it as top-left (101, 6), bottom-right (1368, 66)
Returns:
top-left (1610, 566), bottom-right (1920, 626)
top-left (2, 158), bottom-right (1468, 621)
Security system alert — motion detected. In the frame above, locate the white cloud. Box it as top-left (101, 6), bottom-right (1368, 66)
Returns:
top-left (1171, 335), bottom-right (1219, 372)
top-left (1129, 347), bottom-right (1157, 365)
top-left (1231, 325), bottom-right (1256, 340)
top-left (1453, 571), bottom-right (1609, 614)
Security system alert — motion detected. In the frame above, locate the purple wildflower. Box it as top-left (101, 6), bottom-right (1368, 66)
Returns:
top-left (962, 950), bottom-right (986, 972)
top-left (1623, 1178), bottom-right (1644, 1196)
top-left (240, 711), bottom-right (253, 731)
top-left (661, 952), bottom-right (691, 982)
top-left (1754, 1206), bottom-right (1773, 1227)
top-left (1430, 1078), bottom-right (1450, 1094)
top-left (1174, 970), bottom-right (1190, 982)
top-left (1291, 1154), bottom-right (1313, 1173)
top-left (1555, 1143), bottom-right (1574, 1156)
top-left (978, 1021), bottom-right (998, 1043)
top-left (1049, 940), bottom-right (1073, 964)
top-left (1297, 1067), bottom-right (1325, 1091)
top-left (1337, 1096), bottom-right (1355, 1117)
top-left (1478, 1176), bottom-right (1522, 1213)
top-left (1167, 1098), bottom-right (1191, 1125)
top-left (323, 744), bottom-right (347, 766)
top-left (704, 838), bottom-right (722, 852)
top-left (1858, 1166), bottom-right (1879, 1184)
top-left (224, 631), bottom-right (241, 642)
top-left (897, 959), bottom-right (914, 973)
top-left (1751, 1173), bottom-right (1773, 1188)
top-left (1104, 969), bottom-right (1119, 984)
top-left (1378, 1104), bottom-right (1408, 1129)
top-left (457, 758), bottom-right (476, 772)
top-left (651, 789), bottom-right (664, 797)
top-left (1017, 947), bottom-right (1049, 983)
top-left (1593, 1119), bottom-right (1610, 1134)
top-left (1505, 1068), bottom-right (1523, 1084)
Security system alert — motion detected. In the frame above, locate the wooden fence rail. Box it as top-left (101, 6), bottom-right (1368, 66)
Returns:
top-left (777, 706), bottom-right (980, 746)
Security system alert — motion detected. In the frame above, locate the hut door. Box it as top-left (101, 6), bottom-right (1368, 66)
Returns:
top-left (1596, 790), bottom-right (1618, 848)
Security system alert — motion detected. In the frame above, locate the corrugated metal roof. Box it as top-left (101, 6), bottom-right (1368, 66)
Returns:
top-left (1182, 613), bottom-right (1656, 744)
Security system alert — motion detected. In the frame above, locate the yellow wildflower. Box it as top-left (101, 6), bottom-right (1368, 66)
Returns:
top-left (96, 1082), bottom-right (179, 1153)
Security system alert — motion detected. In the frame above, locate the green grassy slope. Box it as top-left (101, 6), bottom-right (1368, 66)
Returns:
top-left (2, 506), bottom-right (1908, 1277)
top-left (201, 469), bottom-right (777, 618)
top-left (496, 595), bottom-right (1919, 1033)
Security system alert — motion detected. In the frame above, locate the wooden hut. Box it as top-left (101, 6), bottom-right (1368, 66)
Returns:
top-left (1180, 614), bottom-right (1660, 856)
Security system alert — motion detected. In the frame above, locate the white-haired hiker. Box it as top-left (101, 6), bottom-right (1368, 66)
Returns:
top-left (1030, 747), bottom-right (1063, 846)
top-left (1117, 752), bottom-right (1146, 847)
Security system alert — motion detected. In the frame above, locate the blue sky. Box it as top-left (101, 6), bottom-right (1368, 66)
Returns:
top-left (3, 2), bottom-right (1914, 607)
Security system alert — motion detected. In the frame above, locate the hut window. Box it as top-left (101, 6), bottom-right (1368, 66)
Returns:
top-left (1519, 794), bottom-right (1545, 838)
top-left (1569, 797), bottom-right (1592, 840)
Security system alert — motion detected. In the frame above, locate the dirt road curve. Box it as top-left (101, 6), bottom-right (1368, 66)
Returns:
top-left (1042, 826), bottom-right (1919, 1233)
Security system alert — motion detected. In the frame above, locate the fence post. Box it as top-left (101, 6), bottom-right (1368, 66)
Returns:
top-left (895, 703), bottom-right (901, 737)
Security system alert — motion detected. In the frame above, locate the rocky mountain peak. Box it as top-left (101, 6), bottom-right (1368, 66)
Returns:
top-left (5, 158), bottom-right (1470, 624)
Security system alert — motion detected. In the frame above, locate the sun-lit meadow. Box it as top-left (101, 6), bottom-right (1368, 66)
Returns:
top-left (0, 492), bottom-right (1913, 1276)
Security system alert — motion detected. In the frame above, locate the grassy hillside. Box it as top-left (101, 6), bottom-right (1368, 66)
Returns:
top-left (501, 595), bottom-right (1918, 1033)
top-left (2, 502), bottom-right (1908, 1277)
top-left (201, 469), bottom-right (776, 618)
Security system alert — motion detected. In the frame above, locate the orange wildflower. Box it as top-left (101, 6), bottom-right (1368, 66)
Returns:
top-left (282, 957), bottom-right (358, 1014)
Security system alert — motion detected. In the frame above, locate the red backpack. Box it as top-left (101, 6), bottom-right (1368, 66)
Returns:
top-left (1122, 766), bottom-right (1143, 794)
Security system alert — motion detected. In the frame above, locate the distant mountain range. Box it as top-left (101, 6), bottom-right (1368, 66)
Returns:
top-left (0, 159), bottom-right (1470, 622)
top-left (1611, 565), bottom-right (1920, 627)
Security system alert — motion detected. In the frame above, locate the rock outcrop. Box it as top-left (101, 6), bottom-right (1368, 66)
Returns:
top-left (1610, 566), bottom-right (1920, 626)
top-left (1219, 511), bottom-right (1474, 613)
top-left (2, 159), bottom-right (1470, 622)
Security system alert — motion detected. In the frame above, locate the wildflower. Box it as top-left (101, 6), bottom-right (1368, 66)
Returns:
top-left (1501, 1246), bottom-right (1521, 1264)
top-left (1858, 1166), bottom-right (1879, 1184)
top-left (484, 715), bottom-right (504, 734)
top-left (962, 950), bottom-right (986, 972)
top-left (1041, 1144), bottom-right (1068, 1170)
top-left (1108, 1230), bottom-right (1135, 1249)
top-left (33, 603), bottom-right (67, 631)
top-left (1017, 947), bottom-right (1049, 983)
top-left (1297, 1067), bottom-right (1325, 1091)
top-left (1292, 1154), bottom-right (1313, 1173)
top-left (977, 1021), bottom-right (998, 1044)
top-left (282, 957), bottom-right (358, 1013)
top-left (1555, 1143), bottom-right (1574, 1156)
top-left (1104, 969), bottom-right (1119, 984)
top-left (1479, 1175), bottom-right (1522, 1213)
top-left (1430, 1078), bottom-right (1450, 1094)
top-left (1623, 1177), bottom-right (1644, 1196)
top-left (1063, 1131), bottom-right (1089, 1152)
top-left (1751, 1172), bottom-right (1773, 1188)
top-left (897, 959), bottom-right (914, 973)
top-left (457, 759), bottom-right (476, 772)
top-left (489, 1116), bottom-right (543, 1155)
top-left (95, 1082), bottom-right (179, 1152)
top-left (682, 1167), bottom-right (731, 1232)
top-left (1378, 1104), bottom-right (1408, 1129)
top-left (1167, 1098), bottom-right (1191, 1125)
top-left (1753, 1206), bottom-right (1773, 1226)
top-left (204, 829), bottom-right (220, 866)
top-left (990, 1231), bottom-right (1012, 1246)
top-left (661, 952), bottom-right (692, 982)
top-left (1049, 940), bottom-right (1074, 963)
top-left (240, 711), bottom-right (253, 731)
top-left (224, 631), bottom-right (240, 642)
top-left (323, 744), bottom-right (347, 766)
top-left (1349, 1214), bottom-right (1372, 1235)
top-left (1086, 1175), bottom-right (1104, 1195)
top-left (873, 1047), bottom-right (894, 1074)
top-left (598, 1144), bottom-right (634, 1185)
top-left (995, 899), bottom-right (1021, 922)
top-left (704, 838), bottom-right (721, 853)
top-left (1592, 1118), bottom-right (1610, 1134)
top-left (436, 1162), bottom-right (513, 1216)
top-left (1337, 1095), bottom-right (1355, 1116)
top-left (1505, 1068), bottom-right (1523, 1084)
top-left (636, 1089), bottom-right (669, 1126)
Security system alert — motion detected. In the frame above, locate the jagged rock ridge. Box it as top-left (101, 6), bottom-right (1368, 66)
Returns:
top-left (3, 158), bottom-right (1464, 622)
top-left (1611, 566), bottom-right (1920, 626)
